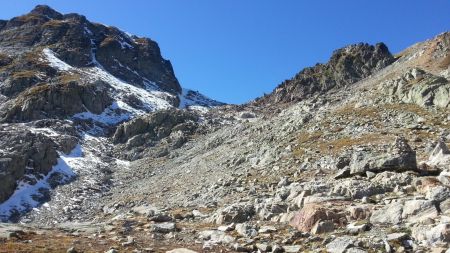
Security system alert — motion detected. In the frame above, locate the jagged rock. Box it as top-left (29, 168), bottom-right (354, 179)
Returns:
top-left (428, 140), bottom-right (450, 170)
top-left (255, 42), bottom-right (394, 105)
top-left (0, 125), bottom-right (69, 203)
top-left (0, 5), bottom-right (181, 95)
top-left (425, 185), bottom-right (450, 203)
top-left (334, 166), bottom-right (350, 180)
top-left (113, 108), bottom-right (197, 144)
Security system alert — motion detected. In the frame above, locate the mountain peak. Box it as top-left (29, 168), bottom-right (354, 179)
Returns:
top-left (29, 5), bottom-right (62, 19)
top-left (253, 42), bottom-right (394, 106)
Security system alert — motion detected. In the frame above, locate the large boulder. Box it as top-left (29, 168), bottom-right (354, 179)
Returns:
top-left (289, 204), bottom-right (343, 233)
top-left (211, 203), bottom-right (256, 225)
top-left (350, 137), bottom-right (417, 176)
top-left (113, 108), bottom-right (198, 144)
top-left (370, 201), bottom-right (404, 225)
top-left (412, 223), bottom-right (450, 246)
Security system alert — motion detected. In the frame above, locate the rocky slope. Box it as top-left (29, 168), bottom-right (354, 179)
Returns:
top-left (0, 5), bottom-right (222, 224)
top-left (1, 5), bottom-right (450, 253)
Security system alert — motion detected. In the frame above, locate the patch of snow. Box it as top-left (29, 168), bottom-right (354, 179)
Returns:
top-left (41, 47), bottom-right (174, 127)
top-left (83, 66), bottom-right (174, 112)
top-left (42, 48), bottom-right (73, 71)
top-left (73, 101), bottom-right (132, 126)
top-left (83, 26), bottom-right (93, 36)
top-left (118, 39), bottom-right (134, 49)
top-left (29, 127), bottom-right (60, 138)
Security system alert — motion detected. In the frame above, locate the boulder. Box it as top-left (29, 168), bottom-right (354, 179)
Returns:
top-left (370, 201), bottom-right (403, 224)
top-left (326, 236), bottom-right (355, 253)
top-left (235, 223), bottom-right (258, 238)
top-left (213, 203), bottom-right (255, 225)
top-left (412, 223), bottom-right (450, 245)
top-left (198, 230), bottom-right (235, 245)
top-left (402, 199), bottom-right (438, 223)
top-left (289, 204), bottom-right (342, 233)
top-left (311, 220), bottom-right (335, 234)
top-left (150, 222), bottom-right (176, 233)
top-left (350, 137), bottom-right (417, 175)
top-left (347, 205), bottom-right (372, 220)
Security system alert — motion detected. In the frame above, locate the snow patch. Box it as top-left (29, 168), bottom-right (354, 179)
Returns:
top-left (42, 48), bottom-right (73, 71)
top-left (73, 101), bottom-right (132, 126)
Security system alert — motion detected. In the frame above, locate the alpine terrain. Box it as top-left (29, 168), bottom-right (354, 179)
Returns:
top-left (1, 5), bottom-right (450, 253)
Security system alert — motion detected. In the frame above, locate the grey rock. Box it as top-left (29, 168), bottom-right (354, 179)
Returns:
top-left (326, 237), bottom-right (354, 253)
top-left (235, 223), bottom-right (258, 238)
top-left (350, 137), bottom-right (417, 176)
top-left (282, 245), bottom-right (301, 253)
top-left (311, 220), bottom-right (335, 235)
top-left (213, 203), bottom-right (255, 224)
top-left (151, 222), bottom-right (176, 233)
top-left (370, 201), bottom-right (403, 224)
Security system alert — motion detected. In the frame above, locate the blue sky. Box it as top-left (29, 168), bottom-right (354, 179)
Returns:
top-left (1, 1), bottom-right (450, 104)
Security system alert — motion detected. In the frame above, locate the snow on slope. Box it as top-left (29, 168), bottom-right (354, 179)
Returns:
top-left (0, 145), bottom-right (80, 221)
top-left (42, 48), bottom-right (174, 127)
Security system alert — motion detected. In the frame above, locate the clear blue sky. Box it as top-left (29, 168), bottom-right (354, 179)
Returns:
top-left (1, 1), bottom-right (450, 104)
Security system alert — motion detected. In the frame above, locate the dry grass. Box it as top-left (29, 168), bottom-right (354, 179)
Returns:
top-left (42, 19), bottom-right (68, 29)
top-left (11, 70), bottom-right (38, 79)
top-left (57, 73), bottom-right (80, 84)
top-left (439, 54), bottom-right (450, 69)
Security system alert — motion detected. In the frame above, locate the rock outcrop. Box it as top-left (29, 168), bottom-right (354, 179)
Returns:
top-left (254, 42), bottom-right (395, 106)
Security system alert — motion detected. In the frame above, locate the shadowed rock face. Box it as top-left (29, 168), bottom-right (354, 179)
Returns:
top-left (0, 5), bottom-right (180, 94)
top-left (254, 43), bottom-right (395, 106)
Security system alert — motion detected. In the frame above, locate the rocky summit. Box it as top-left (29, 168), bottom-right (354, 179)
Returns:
top-left (0, 5), bottom-right (450, 253)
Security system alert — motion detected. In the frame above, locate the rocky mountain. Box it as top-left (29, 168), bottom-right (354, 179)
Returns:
top-left (0, 5), bottom-right (222, 222)
top-left (254, 42), bottom-right (395, 106)
top-left (1, 5), bottom-right (450, 253)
